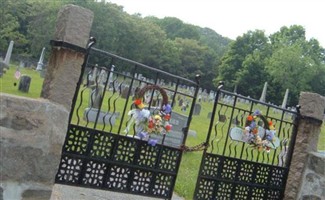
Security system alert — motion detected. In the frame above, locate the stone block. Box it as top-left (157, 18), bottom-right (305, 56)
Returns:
top-left (22, 189), bottom-right (52, 200)
top-left (299, 92), bottom-right (325, 121)
top-left (54, 4), bottom-right (94, 48)
top-left (0, 94), bottom-right (68, 185)
top-left (309, 152), bottom-right (325, 175)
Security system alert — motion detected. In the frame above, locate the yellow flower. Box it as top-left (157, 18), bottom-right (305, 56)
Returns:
top-left (154, 115), bottom-right (162, 121)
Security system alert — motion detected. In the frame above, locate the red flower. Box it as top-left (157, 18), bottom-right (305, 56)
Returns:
top-left (134, 99), bottom-right (142, 105)
top-left (268, 121), bottom-right (273, 126)
top-left (247, 115), bottom-right (253, 121)
top-left (164, 114), bottom-right (171, 121)
top-left (148, 120), bottom-right (154, 129)
top-left (165, 124), bottom-right (172, 132)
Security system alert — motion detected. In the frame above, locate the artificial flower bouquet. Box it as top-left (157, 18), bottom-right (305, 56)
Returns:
top-left (125, 85), bottom-right (173, 146)
top-left (243, 110), bottom-right (278, 152)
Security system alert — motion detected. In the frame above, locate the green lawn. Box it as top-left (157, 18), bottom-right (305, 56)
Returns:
top-left (1, 65), bottom-right (324, 200)
top-left (0, 65), bottom-right (44, 98)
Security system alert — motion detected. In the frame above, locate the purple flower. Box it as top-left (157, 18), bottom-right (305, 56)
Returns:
top-left (162, 104), bottom-right (172, 114)
top-left (148, 138), bottom-right (158, 146)
top-left (266, 130), bottom-right (275, 141)
top-left (249, 121), bottom-right (256, 129)
top-left (266, 135), bottom-right (273, 141)
top-left (253, 110), bottom-right (261, 116)
top-left (137, 132), bottom-right (148, 139)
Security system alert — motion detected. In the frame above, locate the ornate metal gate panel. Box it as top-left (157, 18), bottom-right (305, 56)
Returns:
top-left (54, 38), bottom-right (200, 199)
top-left (193, 83), bottom-right (300, 200)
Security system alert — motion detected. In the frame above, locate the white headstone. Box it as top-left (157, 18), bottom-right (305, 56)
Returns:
top-left (4, 40), bottom-right (14, 67)
top-left (36, 47), bottom-right (46, 71)
top-left (281, 89), bottom-right (289, 109)
top-left (108, 65), bottom-right (115, 83)
top-left (259, 82), bottom-right (268, 102)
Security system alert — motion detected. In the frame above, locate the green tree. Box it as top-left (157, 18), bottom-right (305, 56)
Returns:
top-left (266, 44), bottom-right (315, 105)
top-left (147, 16), bottom-right (200, 40)
top-left (215, 30), bottom-right (270, 92)
top-left (0, 0), bottom-right (31, 55)
top-left (267, 25), bottom-right (325, 105)
top-left (26, 0), bottom-right (67, 58)
top-left (235, 50), bottom-right (270, 98)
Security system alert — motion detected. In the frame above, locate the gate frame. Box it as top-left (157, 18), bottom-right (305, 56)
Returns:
top-left (193, 82), bottom-right (301, 200)
top-left (54, 37), bottom-right (201, 199)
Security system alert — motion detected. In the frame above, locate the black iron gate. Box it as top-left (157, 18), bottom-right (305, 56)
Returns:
top-left (193, 83), bottom-right (300, 200)
top-left (54, 38), bottom-right (200, 199)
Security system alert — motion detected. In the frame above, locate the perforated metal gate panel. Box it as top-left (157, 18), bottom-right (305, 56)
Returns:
top-left (193, 86), bottom-right (300, 200)
top-left (54, 38), bottom-right (200, 199)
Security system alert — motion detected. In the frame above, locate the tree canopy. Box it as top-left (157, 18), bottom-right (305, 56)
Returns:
top-left (216, 25), bottom-right (325, 105)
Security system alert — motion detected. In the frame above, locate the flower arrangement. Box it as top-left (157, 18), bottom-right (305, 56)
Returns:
top-left (243, 110), bottom-right (277, 152)
top-left (125, 85), bottom-right (172, 146)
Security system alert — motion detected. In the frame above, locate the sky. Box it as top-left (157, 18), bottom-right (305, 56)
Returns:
top-left (108, 0), bottom-right (325, 47)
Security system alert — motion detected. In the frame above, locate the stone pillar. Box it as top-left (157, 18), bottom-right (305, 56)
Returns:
top-left (41, 4), bottom-right (94, 110)
top-left (284, 92), bottom-right (325, 200)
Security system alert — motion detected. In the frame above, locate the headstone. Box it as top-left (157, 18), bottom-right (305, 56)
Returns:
top-left (178, 98), bottom-right (183, 107)
top-left (233, 85), bottom-right (238, 94)
top-left (259, 82), bottom-right (268, 102)
top-left (209, 91), bottom-right (215, 102)
top-left (19, 61), bottom-right (25, 68)
top-left (18, 75), bottom-right (31, 93)
top-left (232, 118), bottom-right (240, 125)
top-left (193, 104), bottom-right (201, 115)
top-left (207, 112), bottom-right (212, 119)
top-left (281, 89), bottom-right (289, 109)
top-left (121, 86), bottom-right (129, 99)
top-left (83, 108), bottom-right (119, 125)
top-left (188, 130), bottom-right (197, 137)
top-left (150, 112), bottom-right (188, 148)
top-left (152, 99), bottom-right (160, 107)
top-left (97, 69), bottom-right (107, 85)
top-left (4, 40), bottom-right (14, 66)
top-left (36, 47), bottom-right (46, 71)
top-left (0, 61), bottom-right (8, 77)
top-left (88, 65), bottom-right (98, 85)
top-left (89, 85), bottom-right (104, 109)
top-left (219, 114), bottom-right (227, 122)
top-left (108, 64), bottom-right (115, 85)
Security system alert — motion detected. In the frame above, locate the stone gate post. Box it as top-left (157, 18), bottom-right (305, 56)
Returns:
top-left (285, 92), bottom-right (325, 200)
top-left (41, 4), bottom-right (94, 110)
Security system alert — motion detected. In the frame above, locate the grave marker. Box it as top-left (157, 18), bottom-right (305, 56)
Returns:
top-left (4, 40), bottom-right (14, 66)
top-left (150, 112), bottom-right (188, 148)
top-left (18, 75), bottom-right (31, 93)
top-left (83, 108), bottom-right (119, 125)
top-left (193, 104), bottom-right (201, 115)
top-left (281, 89), bottom-right (289, 109)
top-left (36, 47), bottom-right (46, 71)
top-left (259, 82), bottom-right (268, 102)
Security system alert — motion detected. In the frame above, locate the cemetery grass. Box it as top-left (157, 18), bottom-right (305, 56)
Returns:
top-left (0, 65), bottom-right (43, 98)
top-left (2, 65), bottom-right (325, 200)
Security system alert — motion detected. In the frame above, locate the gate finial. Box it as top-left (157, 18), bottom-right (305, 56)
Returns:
top-left (87, 37), bottom-right (96, 50)
top-left (217, 81), bottom-right (224, 90)
top-left (195, 74), bottom-right (201, 84)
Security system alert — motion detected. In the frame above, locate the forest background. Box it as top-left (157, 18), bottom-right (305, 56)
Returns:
top-left (1, 0), bottom-right (325, 106)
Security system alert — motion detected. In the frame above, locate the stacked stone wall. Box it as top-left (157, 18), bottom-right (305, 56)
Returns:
top-left (0, 94), bottom-right (69, 199)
